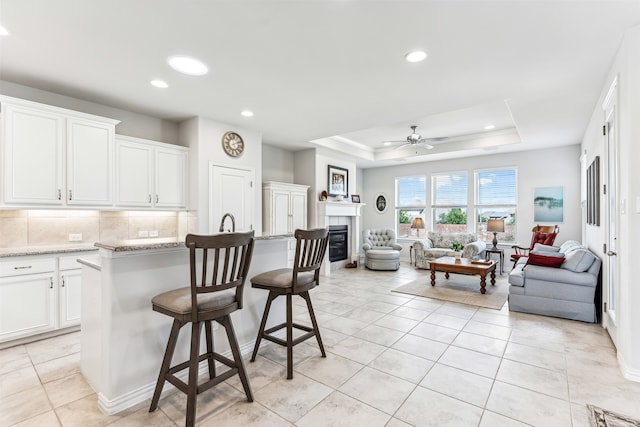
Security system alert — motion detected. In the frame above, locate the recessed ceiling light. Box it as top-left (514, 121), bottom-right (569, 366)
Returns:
top-left (484, 124), bottom-right (495, 130)
top-left (405, 50), bottom-right (427, 63)
top-left (240, 110), bottom-right (254, 117)
top-left (167, 55), bottom-right (208, 76)
top-left (150, 80), bottom-right (168, 88)
top-left (0, 25), bottom-right (9, 36)
top-left (383, 142), bottom-right (392, 146)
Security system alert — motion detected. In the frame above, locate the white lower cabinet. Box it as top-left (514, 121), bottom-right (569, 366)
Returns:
top-left (0, 258), bottom-right (56, 342)
top-left (59, 256), bottom-right (82, 329)
top-left (0, 253), bottom-right (88, 344)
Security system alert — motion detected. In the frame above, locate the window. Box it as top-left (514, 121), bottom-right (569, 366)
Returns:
top-left (432, 172), bottom-right (468, 233)
top-left (396, 176), bottom-right (426, 238)
top-left (475, 168), bottom-right (517, 243)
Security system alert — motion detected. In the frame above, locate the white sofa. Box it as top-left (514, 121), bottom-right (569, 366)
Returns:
top-left (413, 231), bottom-right (486, 269)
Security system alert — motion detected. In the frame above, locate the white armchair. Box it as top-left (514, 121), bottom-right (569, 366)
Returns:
top-left (362, 229), bottom-right (402, 270)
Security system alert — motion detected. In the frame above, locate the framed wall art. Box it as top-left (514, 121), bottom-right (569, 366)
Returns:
top-left (328, 165), bottom-right (348, 198)
top-left (533, 186), bottom-right (564, 222)
top-left (375, 193), bottom-right (388, 214)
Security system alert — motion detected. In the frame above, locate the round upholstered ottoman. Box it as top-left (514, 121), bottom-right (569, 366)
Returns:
top-left (365, 249), bottom-right (401, 271)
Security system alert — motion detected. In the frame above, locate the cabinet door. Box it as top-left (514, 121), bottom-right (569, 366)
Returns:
top-left (115, 139), bottom-right (153, 207)
top-left (59, 269), bottom-right (82, 329)
top-left (0, 273), bottom-right (56, 342)
top-left (155, 147), bottom-right (187, 208)
top-left (67, 118), bottom-right (114, 205)
top-left (290, 191), bottom-right (307, 231)
top-left (2, 104), bottom-right (64, 204)
top-left (272, 191), bottom-right (291, 234)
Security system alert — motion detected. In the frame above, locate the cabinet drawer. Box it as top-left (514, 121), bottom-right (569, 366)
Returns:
top-left (0, 258), bottom-right (56, 277)
top-left (59, 255), bottom-right (82, 270)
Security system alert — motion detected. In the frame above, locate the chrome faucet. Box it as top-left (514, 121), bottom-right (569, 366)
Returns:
top-left (219, 213), bottom-right (236, 232)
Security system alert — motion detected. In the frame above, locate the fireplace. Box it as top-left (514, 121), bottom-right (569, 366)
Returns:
top-left (328, 225), bottom-right (348, 262)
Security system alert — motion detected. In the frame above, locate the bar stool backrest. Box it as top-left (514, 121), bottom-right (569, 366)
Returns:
top-left (292, 228), bottom-right (329, 292)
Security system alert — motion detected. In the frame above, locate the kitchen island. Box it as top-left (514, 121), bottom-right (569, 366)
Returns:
top-left (79, 235), bottom-right (292, 415)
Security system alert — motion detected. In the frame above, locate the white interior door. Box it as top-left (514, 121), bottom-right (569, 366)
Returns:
top-left (210, 164), bottom-right (254, 233)
top-left (603, 78), bottom-right (618, 345)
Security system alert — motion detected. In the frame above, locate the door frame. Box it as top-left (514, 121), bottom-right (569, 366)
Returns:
top-left (602, 76), bottom-right (619, 344)
top-left (208, 162), bottom-right (256, 234)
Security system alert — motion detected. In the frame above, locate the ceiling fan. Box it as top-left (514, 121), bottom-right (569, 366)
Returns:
top-left (383, 125), bottom-right (448, 150)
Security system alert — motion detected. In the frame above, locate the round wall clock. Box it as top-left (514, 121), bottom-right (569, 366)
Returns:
top-left (222, 131), bottom-right (245, 157)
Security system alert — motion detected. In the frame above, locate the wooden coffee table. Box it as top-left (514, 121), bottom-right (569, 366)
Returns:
top-left (429, 257), bottom-right (497, 294)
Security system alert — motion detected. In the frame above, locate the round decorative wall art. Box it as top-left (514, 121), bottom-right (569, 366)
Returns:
top-left (375, 193), bottom-right (388, 214)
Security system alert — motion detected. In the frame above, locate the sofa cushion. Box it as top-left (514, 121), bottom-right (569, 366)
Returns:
top-left (559, 240), bottom-right (582, 254)
top-left (562, 249), bottom-right (596, 272)
top-left (532, 243), bottom-right (560, 253)
top-left (526, 253), bottom-right (565, 268)
top-left (530, 250), bottom-right (565, 258)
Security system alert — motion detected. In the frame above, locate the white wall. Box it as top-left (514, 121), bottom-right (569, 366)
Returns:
top-left (262, 144), bottom-right (295, 183)
top-left (362, 145), bottom-right (582, 259)
top-left (582, 25), bottom-right (640, 382)
top-left (0, 80), bottom-right (180, 145)
top-left (294, 149), bottom-right (318, 227)
top-left (182, 117), bottom-right (263, 234)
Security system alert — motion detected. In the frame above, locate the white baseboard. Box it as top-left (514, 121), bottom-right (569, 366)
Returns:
top-left (618, 351), bottom-right (640, 383)
top-left (97, 330), bottom-right (284, 415)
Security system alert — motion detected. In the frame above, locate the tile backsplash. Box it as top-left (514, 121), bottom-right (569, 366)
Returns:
top-left (0, 210), bottom-right (198, 248)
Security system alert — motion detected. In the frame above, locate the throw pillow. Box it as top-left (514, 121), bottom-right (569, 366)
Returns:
top-left (526, 253), bottom-right (565, 268)
top-left (530, 250), bottom-right (565, 258)
top-left (532, 243), bottom-right (560, 253)
top-left (532, 231), bottom-right (557, 246)
top-left (562, 249), bottom-right (596, 272)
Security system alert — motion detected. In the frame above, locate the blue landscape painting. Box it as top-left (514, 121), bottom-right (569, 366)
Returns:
top-left (534, 186), bottom-right (563, 222)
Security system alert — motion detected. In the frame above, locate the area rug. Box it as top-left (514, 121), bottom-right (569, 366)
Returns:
top-left (392, 272), bottom-right (509, 310)
top-left (588, 404), bottom-right (640, 427)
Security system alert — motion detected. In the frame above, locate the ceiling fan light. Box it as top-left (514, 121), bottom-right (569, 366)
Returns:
top-left (405, 50), bottom-right (427, 63)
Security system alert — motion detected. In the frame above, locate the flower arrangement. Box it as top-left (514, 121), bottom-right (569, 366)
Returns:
top-left (451, 242), bottom-right (464, 252)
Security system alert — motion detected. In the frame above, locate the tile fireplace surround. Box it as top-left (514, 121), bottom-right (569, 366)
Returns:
top-left (317, 201), bottom-right (363, 275)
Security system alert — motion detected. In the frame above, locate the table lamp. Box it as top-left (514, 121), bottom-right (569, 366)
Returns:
top-left (411, 217), bottom-right (425, 238)
top-left (487, 219), bottom-right (505, 249)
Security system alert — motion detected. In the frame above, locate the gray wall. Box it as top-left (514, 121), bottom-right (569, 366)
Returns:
top-left (262, 144), bottom-right (295, 183)
top-left (362, 145), bottom-right (582, 258)
top-left (0, 80), bottom-right (181, 145)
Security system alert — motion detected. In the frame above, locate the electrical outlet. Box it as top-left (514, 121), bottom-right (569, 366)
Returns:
top-left (149, 230), bottom-right (159, 237)
top-left (211, 322), bottom-right (218, 331)
top-left (138, 230), bottom-right (149, 237)
top-left (68, 233), bottom-right (83, 242)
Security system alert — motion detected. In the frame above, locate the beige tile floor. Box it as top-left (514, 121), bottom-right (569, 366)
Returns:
top-left (2, 262), bottom-right (640, 426)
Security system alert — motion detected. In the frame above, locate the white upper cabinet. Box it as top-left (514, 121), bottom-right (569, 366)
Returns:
top-left (263, 181), bottom-right (309, 235)
top-left (66, 118), bottom-right (114, 205)
top-left (155, 146), bottom-right (187, 208)
top-left (2, 102), bottom-right (65, 204)
top-left (1, 96), bottom-right (119, 207)
top-left (115, 135), bottom-right (188, 209)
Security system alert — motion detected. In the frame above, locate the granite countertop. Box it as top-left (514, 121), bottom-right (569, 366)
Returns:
top-left (0, 244), bottom-right (99, 258)
top-left (95, 233), bottom-right (294, 252)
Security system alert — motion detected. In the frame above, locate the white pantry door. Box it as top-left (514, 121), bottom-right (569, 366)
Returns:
top-left (209, 164), bottom-right (254, 233)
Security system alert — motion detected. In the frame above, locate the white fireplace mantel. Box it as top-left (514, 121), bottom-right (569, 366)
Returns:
top-left (317, 201), bottom-right (365, 274)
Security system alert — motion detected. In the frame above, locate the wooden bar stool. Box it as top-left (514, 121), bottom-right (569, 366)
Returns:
top-left (250, 228), bottom-right (329, 379)
top-left (149, 231), bottom-right (255, 427)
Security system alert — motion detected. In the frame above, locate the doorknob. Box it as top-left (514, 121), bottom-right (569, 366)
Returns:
top-left (607, 251), bottom-right (617, 256)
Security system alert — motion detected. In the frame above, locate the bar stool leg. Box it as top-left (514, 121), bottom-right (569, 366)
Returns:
top-left (204, 320), bottom-right (216, 379)
top-left (150, 319), bottom-right (182, 412)
top-left (286, 293), bottom-right (293, 379)
top-left (221, 315), bottom-right (254, 401)
top-left (186, 321), bottom-right (202, 427)
top-left (301, 291), bottom-right (326, 357)
top-left (251, 292), bottom-right (276, 362)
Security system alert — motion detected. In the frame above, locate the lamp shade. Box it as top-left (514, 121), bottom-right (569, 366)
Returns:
top-left (487, 219), bottom-right (505, 232)
top-left (411, 217), bottom-right (425, 229)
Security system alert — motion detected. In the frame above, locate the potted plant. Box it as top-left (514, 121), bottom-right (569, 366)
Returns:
top-left (451, 242), bottom-right (464, 261)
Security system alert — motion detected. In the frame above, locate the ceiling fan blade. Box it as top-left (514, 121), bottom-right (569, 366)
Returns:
top-left (422, 136), bottom-right (449, 143)
top-left (393, 143), bottom-right (411, 151)
top-left (418, 142), bottom-right (434, 149)
top-left (381, 140), bottom-right (408, 143)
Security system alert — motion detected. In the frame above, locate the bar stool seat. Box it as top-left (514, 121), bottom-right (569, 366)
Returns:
top-left (149, 231), bottom-right (255, 427)
top-left (250, 228), bottom-right (329, 379)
